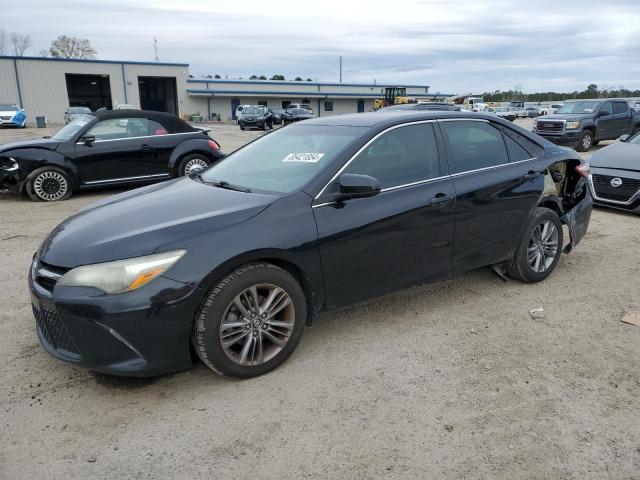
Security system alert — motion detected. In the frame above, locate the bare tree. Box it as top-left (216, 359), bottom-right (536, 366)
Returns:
top-left (49, 35), bottom-right (97, 59)
top-left (10, 33), bottom-right (31, 56)
top-left (0, 29), bottom-right (6, 55)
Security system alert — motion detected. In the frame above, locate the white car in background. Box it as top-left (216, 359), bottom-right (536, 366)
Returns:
top-left (235, 104), bottom-right (250, 123)
top-left (0, 104), bottom-right (27, 128)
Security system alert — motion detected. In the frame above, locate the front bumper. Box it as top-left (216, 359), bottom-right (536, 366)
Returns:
top-left (0, 168), bottom-right (21, 193)
top-left (534, 130), bottom-right (581, 146)
top-left (29, 260), bottom-right (206, 376)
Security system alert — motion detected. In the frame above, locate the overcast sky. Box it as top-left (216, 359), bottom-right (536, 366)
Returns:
top-left (4, 0), bottom-right (640, 93)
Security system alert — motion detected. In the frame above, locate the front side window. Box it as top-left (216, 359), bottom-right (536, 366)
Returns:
top-left (440, 121), bottom-right (509, 174)
top-left (86, 118), bottom-right (159, 140)
top-left (201, 124), bottom-right (365, 194)
top-left (599, 102), bottom-right (613, 116)
top-left (52, 115), bottom-right (95, 141)
top-left (341, 123), bottom-right (441, 189)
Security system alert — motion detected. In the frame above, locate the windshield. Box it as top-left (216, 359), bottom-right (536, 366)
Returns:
top-left (290, 108), bottom-right (310, 115)
top-left (556, 101), bottom-right (600, 114)
top-left (69, 107), bottom-right (91, 114)
top-left (243, 107), bottom-right (264, 115)
top-left (51, 115), bottom-right (94, 141)
top-left (201, 124), bottom-right (366, 194)
top-left (629, 133), bottom-right (640, 145)
top-left (0, 104), bottom-right (19, 111)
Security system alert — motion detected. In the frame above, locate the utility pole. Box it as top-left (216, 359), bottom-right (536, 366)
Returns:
top-left (153, 37), bottom-right (159, 62)
top-left (339, 56), bottom-right (342, 83)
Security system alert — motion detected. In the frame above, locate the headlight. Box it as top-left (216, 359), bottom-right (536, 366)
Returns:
top-left (1, 157), bottom-right (19, 171)
top-left (565, 121), bottom-right (580, 130)
top-left (58, 249), bottom-right (186, 294)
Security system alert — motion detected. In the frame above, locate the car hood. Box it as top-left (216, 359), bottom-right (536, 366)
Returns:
top-left (590, 142), bottom-right (640, 171)
top-left (0, 138), bottom-right (60, 152)
top-left (39, 177), bottom-right (278, 268)
top-left (243, 114), bottom-right (262, 120)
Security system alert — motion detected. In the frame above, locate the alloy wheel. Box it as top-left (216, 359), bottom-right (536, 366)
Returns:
top-left (33, 171), bottom-right (68, 201)
top-left (527, 220), bottom-right (559, 273)
top-left (183, 157), bottom-right (209, 175)
top-left (582, 134), bottom-right (592, 150)
top-left (219, 283), bottom-right (295, 366)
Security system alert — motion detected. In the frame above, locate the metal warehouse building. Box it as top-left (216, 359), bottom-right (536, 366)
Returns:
top-left (0, 55), bottom-right (431, 124)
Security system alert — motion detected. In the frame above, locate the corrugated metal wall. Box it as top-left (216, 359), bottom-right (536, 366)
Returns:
top-left (0, 59), bottom-right (20, 105)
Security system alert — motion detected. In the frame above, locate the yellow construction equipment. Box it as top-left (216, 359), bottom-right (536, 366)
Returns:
top-left (374, 87), bottom-right (417, 110)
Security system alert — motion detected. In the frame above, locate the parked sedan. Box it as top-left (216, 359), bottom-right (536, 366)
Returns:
top-left (0, 110), bottom-right (225, 201)
top-left (271, 108), bottom-right (285, 125)
top-left (588, 133), bottom-right (640, 214)
top-left (64, 106), bottom-right (92, 124)
top-left (281, 108), bottom-right (315, 124)
top-left (239, 106), bottom-right (273, 130)
top-left (29, 111), bottom-right (592, 379)
top-left (0, 103), bottom-right (27, 128)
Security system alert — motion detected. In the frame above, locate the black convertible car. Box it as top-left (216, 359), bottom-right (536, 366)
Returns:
top-left (30, 112), bottom-right (592, 379)
top-left (0, 110), bottom-right (225, 201)
top-left (588, 133), bottom-right (640, 214)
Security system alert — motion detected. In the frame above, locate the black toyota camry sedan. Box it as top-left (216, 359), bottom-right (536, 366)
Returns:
top-left (0, 110), bottom-right (225, 201)
top-left (30, 112), bottom-right (592, 379)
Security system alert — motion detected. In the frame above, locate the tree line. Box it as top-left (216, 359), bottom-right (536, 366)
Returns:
top-left (0, 29), bottom-right (97, 59)
top-left (482, 84), bottom-right (640, 102)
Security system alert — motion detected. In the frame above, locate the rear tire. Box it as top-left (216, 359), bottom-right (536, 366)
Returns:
top-left (192, 263), bottom-right (307, 378)
top-left (178, 154), bottom-right (210, 176)
top-left (506, 207), bottom-right (563, 283)
top-left (576, 130), bottom-right (593, 152)
top-left (25, 166), bottom-right (72, 202)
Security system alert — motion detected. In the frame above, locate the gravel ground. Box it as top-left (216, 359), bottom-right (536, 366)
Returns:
top-left (1, 120), bottom-right (639, 479)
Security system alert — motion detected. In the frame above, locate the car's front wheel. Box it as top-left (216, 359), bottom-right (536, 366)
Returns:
top-left (506, 207), bottom-right (563, 282)
top-left (25, 166), bottom-right (72, 202)
top-left (178, 154), bottom-right (210, 176)
top-left (192, 263), bottom-right (307, 378)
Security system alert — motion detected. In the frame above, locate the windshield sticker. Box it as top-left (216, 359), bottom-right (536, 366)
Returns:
top-left (283, 153), bottom-right (324, 163)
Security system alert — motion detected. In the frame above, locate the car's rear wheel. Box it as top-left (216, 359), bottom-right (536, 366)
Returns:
top-left (192, 263), bottom-right (307, 378)
top-left (25, 167), bottom-right (72, 202)
top-left (506, 207), bottom-right (563, 283)
top-left (178, 154), bottom-right (210, 176)
top-left (576, 131), bottom-right (593, 151)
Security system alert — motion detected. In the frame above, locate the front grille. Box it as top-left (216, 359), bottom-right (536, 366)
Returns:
top-left (32, 304), bottom-right (79, 355)
top-left (536, 121), bottom-right (564, 132)
top-left (34, 260), bottom-right (70, 292)
top-left (592, 174), bottom-right (640, 202)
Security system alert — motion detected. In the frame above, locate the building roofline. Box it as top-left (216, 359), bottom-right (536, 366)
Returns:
top-left (187, 78), bottom-right (429, 89)
top-left (0, 55), bottom-right (189, 67)
top-left (186, 89), bottom-right (445, 98)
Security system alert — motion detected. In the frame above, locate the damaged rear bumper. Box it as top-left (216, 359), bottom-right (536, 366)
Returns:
top-left (561, 190), bottom-right (593, 254)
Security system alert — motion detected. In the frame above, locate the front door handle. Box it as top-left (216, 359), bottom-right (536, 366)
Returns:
top-left (141, 144), bottom-right (154, 151)
top-left (523, 171), bottom-right (541, 181)
top-left (429, 193), bottom-right (453, 206)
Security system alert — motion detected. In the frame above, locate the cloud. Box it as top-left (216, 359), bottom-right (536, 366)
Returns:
top-left (3, 0), bottom-right (640, 92)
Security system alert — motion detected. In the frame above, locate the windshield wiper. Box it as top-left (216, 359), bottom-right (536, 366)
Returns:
top-left (201, 177), bottom-right (252, 193)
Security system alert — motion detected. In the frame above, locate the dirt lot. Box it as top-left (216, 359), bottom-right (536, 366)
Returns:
top-left (1, 120), bottom-right (639, 479)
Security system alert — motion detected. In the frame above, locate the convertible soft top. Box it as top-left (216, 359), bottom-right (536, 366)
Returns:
top-left (91, 110), bottom-right (197, 134)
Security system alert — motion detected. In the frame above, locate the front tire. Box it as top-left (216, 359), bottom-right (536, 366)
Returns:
top-left (576, 130), bottom-right (593, 152)
top-left (192, 263), bottom-right (307, 378)
top-left (178, 154), bottom-right (210, 176)
top-left (506, 207), bottom-right (563, 283)
top-left (25, 166), bottom-right (72, 202)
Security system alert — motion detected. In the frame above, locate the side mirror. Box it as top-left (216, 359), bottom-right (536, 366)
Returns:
top-left (80, 135), bottom-right (95, 146)
top-left (597, 110), bottom-right (609, 118)
top-left (338, 173), bottom-right (381, 200)
top-left (619, 134), bottom-right (630, 142)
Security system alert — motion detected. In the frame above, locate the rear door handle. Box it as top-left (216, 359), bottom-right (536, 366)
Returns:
top-left (523, 171), bottom-right (541, 181)
top-left (429, 193), bottom-right (453, 206)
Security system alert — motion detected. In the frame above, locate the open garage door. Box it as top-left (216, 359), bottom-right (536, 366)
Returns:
top-left (138, 76), bottom-right (178, 114)
top-left (65, 74), bottom-right (112, 111)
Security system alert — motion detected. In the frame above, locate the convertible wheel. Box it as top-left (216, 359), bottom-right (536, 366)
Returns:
top-left (193, 263), bottom-right (307, 378)
top-left (506, 207), bottom-right (563, 283)
top-left (26, 167), bottom-right (72, 202)
top-left (179, 154), bottom-right (210, 176)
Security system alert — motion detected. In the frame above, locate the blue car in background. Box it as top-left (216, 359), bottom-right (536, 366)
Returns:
top-left (0, 104), bottom-right (27, 128)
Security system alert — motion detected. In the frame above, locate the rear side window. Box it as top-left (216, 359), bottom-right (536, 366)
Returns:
top-left (440, 121), bottom-right (509, 174)
top-left (613, 102), bottom-right (628, 114)
top-left (342, 123), bottom-right (441, 189)
top-left (503, 134), bottom-right (533, 161)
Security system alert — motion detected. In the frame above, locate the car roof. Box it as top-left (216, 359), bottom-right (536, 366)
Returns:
top-left (304, 111), bottom-right (509, 128)
top-left (90, 109), bottom-right (196, 133)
